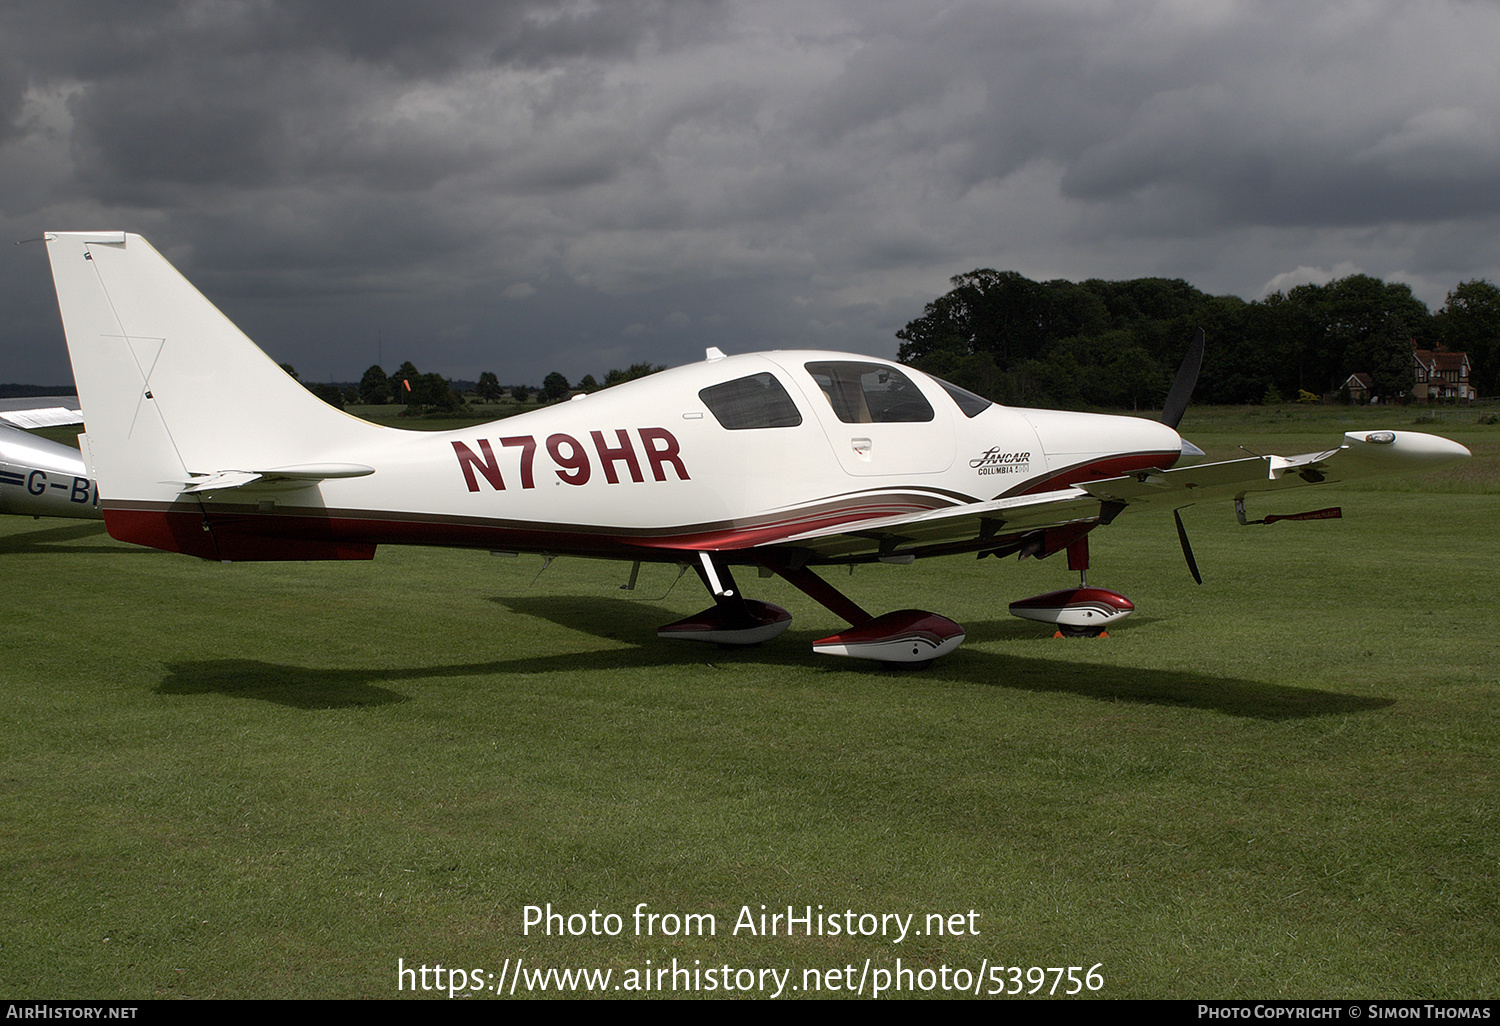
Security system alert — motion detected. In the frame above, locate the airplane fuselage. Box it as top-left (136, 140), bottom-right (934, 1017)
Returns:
top-left (0, 423), bottom-right (99, 520)
top-left (99, 351), bottom-right (1183, 564)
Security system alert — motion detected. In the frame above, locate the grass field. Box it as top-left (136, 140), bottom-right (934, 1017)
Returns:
top-left (1, 407), bottom-right (1495, 999)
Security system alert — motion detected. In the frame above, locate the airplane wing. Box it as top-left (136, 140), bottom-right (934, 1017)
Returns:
top-left (762, 429), bottom-right (1468, 563)
top-left (0, 396), bottom-right (83, 430)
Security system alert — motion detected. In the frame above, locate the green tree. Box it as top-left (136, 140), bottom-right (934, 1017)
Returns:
top-left (306, 382), bottom-right (346, 410)
top-left (389, 361), bottom-right (419, 404)
top-left (405, 372), bottom-right (464, 413)
top-left (476, 371), bottom-right (502, 402)
top-left (602, 363), bottom-right (665, 388)
top-left (897, 269), bottom-right (1224, 407)
top-left (541, 371), bottom-right (571, 403)
top-left (1343, 314), bottom-right (1416, 400)
top-left (896, 269), bottom-right (1058, 367)
top-left (1090, 338), bottom-right (1166, 410)
top-left (1285, 276), bottom-right (1427, 393)
top-left (359, 364), bottom-right (392, 404)
top-left (1436, 280), bottom-right (1500, 396)
top-left (894, 266), bottom-right (1450, 409)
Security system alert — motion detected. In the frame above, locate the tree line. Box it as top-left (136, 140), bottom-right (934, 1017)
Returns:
top-left (289, 360), bottom-right (666, 414)
top-left (895, 270), bottom-right (1500, 409)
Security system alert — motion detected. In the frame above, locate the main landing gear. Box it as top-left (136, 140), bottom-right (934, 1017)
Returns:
top-left (655, 552), bottom-right (794, 645)
top-left (656, 552), bottom-right (964, 664)
top-left (1005, 536), bottom-right (1134, 638)
top-left (656, 535), bottom-right (1138, 661)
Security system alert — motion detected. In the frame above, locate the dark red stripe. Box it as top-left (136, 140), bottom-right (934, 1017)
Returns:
top-left (100, 492), bottom-right (958, 562)
top-left (1011, 450), bottom-right (1180, 497)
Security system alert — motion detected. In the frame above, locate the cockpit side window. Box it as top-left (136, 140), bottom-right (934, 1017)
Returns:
top-left (803, 362), bottom-right (934, 424)
top-left (933, 376), bottom-right (992, 418)
top-left (699, 372), bottom-right (803, 430)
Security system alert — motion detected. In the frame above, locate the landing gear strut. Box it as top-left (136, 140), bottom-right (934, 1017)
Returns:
top-left (656, 553), bottom-right (965, 663)
top-left (656, 552), bottom-right (793, 645)
top-left (771, 563), bottom-right (965, 663)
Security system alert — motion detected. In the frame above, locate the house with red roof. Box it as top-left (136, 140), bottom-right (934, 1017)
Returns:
top-left (1412, 344), bottom-right (1474, 401)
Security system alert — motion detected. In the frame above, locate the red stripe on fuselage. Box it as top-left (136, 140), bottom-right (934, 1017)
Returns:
top-left (1011, 450), bottom-right (1180, 497)
top-left (98, 492), bottom-right (958, 562)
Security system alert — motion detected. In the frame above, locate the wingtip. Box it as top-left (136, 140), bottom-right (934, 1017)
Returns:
top-left (1341, 430), bottom-right (1471, 471)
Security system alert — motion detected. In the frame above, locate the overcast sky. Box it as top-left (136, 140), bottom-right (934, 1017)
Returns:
top-left (5, 0), bottom-right (1500, 387)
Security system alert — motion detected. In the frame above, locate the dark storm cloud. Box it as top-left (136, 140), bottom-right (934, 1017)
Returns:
top-left (13, 1), bottom-right (714, 198)
top-left (825, 2), bottom-right (1500, 231)
top-left (4, 1), bottom-right (1500, 386)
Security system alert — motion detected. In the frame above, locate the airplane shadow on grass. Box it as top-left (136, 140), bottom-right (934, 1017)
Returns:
top-left (0, 521), bottom-right (131, 554)
top-left (157, 594), bottom-right (1393, 720)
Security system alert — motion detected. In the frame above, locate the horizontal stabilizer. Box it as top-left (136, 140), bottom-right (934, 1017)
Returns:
top-left (181, 463), bottom-right (376, 493)
top-left (182, 471), bottom-right (261, 492)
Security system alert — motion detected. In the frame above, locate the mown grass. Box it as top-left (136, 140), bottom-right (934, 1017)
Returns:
top-left (0, 408), bottom-right (1495, 999)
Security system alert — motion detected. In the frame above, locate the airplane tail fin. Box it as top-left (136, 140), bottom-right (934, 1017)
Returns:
top-left (45, 232), bottom-right (384, 557)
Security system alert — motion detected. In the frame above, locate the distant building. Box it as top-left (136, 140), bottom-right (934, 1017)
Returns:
top-left (1412, 343), bottom-right (1474, 401)
top-left (1341, 372), bottom-right (1375, 404)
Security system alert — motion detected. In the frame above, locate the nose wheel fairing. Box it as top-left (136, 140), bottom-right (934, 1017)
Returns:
top-left (1007, 587), bottom-right (1135, 637)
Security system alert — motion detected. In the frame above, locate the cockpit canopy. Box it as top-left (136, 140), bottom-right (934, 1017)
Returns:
top-left (697, 358), bottom-right (991, 431)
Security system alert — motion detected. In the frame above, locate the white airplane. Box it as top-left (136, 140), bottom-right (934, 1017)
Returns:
top-left (42, 231), bottom-right (1470, 662)
top-left (0, 399), bottom-right (100, 519)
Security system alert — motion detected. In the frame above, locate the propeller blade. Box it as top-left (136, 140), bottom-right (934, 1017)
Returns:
top-left (1161, 328), bottom-right (1205, 430)
top-left (1174, 508), bottom-right (1202, 585)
